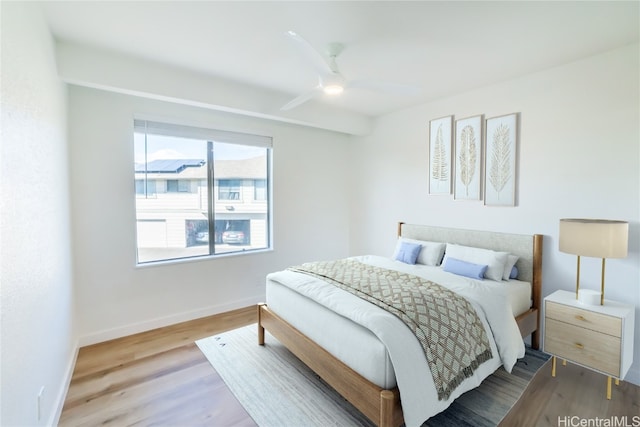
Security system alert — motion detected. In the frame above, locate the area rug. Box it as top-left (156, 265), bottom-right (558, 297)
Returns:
top-left (196, 325), bottom-right (549, 427)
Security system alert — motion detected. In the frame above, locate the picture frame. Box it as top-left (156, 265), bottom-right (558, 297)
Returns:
top-left (428, 115), bottom-right (453, 195)
top-left (484, 113), bottom-right (518, 206)
top-left (454, 115), bottom-right (483, 200)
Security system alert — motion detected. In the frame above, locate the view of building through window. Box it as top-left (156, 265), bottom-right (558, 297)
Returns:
top-left (134, 120), bottom-right (271, 264)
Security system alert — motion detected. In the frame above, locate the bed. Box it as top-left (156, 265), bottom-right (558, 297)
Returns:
top-left (257, 222), bottom-right (543, 427)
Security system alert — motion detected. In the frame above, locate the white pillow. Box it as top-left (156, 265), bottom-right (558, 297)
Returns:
top-left (393, 238), bottom-right (446, 266)
top-left (443, 243), bottom-right (509, 281)
top-left (503, 254), bottom-right (519, 280)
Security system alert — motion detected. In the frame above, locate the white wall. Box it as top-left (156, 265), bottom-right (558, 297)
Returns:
top-left (348, 44), bottom-right (640, 385)
top-left (2, 6), bottom-right (636, 426)
top-left (0, 3), bottom-right (76, 426)
top-left (68, 86), bottom-right (351, 343)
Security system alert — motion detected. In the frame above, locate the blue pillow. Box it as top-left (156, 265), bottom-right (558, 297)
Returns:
top-left (443, 257), bottom-right (488, 280)
top-left (510, 265), bottom-right (518, 279)
top-left (395, 241), bottom-right (422, 265)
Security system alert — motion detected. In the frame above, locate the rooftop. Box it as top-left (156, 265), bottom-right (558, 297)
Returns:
top-left (134, 156), bottom-right (267, 179)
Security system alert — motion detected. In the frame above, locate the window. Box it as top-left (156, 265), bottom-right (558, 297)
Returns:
top-left (134, 119), bottom-right (272, 264)
top-left (167, 179), bottom-right (190, 193)
top-left (218, 179), bottom-right (241, 200)
top-left (254, 179), bottom-right (267, 201)
top-left (135, 179), bottom-right (156, 196)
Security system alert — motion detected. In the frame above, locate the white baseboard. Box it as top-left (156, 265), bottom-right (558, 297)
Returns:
top-left (50, 338), bottom-right (80, 426)
top-left (78, 296), bottom-right (260, 347)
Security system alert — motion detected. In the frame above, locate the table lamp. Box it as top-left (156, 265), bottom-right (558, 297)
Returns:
top-left (559, 218), bottom-right (628, 305)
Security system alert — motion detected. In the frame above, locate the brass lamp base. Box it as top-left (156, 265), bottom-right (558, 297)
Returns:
top-left (575, 255), bottom-right (581, 300)
top-left (575, 256), bottom-right (607, 306)
top-left (600, 257), bottom-right (606, 305)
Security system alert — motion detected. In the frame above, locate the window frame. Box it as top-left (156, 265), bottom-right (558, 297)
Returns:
top-left (218, 179), bottom-right (242, 200)
top-left (254, 179), bottom-right (267, 201)
top-left (166, 179), bottom-right (191, 193)
top-left (134, 119), bottom-right (273, 265)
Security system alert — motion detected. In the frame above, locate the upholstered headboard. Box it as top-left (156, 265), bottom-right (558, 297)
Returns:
top-left (397, 222), bottom-right (543, 349)
top-left (398, 222), bottom-right (540, 283)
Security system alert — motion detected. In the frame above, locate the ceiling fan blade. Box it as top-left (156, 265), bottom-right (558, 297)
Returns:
top-left (285, 30), bottom-right (333, 76)
top-left (280, 88), bottom-right (321, 111)
top-left (348, 79), bottom-right (421, 96)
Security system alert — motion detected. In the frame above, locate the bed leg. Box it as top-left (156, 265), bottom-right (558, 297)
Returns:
top-left (257, 303), bottom-right (265, 345)
top-left (531, 329), bottom-right (540, 350)
top-left (379, 390), bottom-right (395, 427)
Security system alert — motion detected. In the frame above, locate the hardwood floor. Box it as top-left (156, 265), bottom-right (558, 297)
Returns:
top-left (501, 359), bottom-right (640, 427)
top-left (59, 306), bottom-right (257, 427)
top-left (61, 306), bottom-right (639, 426)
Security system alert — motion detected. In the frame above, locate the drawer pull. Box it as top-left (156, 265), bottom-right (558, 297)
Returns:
top-left (575, 315), bottom-right (586, 321)
top-left (574, 343), bottom-right (584, 349)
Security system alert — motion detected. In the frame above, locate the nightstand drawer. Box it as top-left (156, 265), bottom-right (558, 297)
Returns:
top-left (546, 301), bottom-right (621, 337)
top-left (545, 318), bottom-right (621, 376)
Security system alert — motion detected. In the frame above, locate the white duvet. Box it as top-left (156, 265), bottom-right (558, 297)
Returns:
top-left (266, 255), bottom-right (525, 427)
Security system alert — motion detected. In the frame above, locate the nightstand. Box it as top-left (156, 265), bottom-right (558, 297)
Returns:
top-left (543, 290), bottom-right (635, 399)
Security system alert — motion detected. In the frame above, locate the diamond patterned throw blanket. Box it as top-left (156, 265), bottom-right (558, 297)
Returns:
top-left (288, 258), bottom-right (493, 400)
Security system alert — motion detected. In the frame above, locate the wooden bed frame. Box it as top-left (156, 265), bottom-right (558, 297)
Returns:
top-left (258, 223), bottom-right (543, 427)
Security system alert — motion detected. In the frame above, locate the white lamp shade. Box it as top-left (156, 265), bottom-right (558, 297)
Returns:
top-left (559, 218), bottom-right (628, 258)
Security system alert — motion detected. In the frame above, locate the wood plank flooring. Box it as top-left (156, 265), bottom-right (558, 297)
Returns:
top-left (60, 306), bottom-right (639, 426)
top-left (59, 306), bottom-right (257, 427)
top-left (501, 359), bottom-right (640, 426)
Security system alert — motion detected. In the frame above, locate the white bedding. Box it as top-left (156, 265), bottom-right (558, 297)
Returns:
top-left (266, 255), bottom-right (526, 427)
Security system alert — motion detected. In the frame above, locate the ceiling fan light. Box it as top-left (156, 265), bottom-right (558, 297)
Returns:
top-left (323, 84), bottom-right (344, 95)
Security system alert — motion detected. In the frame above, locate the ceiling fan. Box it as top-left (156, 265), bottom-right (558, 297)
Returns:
top-left (281, 31), bottom-right (419, 111)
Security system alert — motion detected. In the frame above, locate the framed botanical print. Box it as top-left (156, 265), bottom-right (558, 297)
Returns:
top-left (484, 113), bottom-right (518, 206)
top-left (428, 115), bottom-right (453, 195)
top-left (454, 115), bottom-right (483, 200)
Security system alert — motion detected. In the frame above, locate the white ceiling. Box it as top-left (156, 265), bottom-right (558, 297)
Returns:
top-left (40, 1), bottom-right (639, 117)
